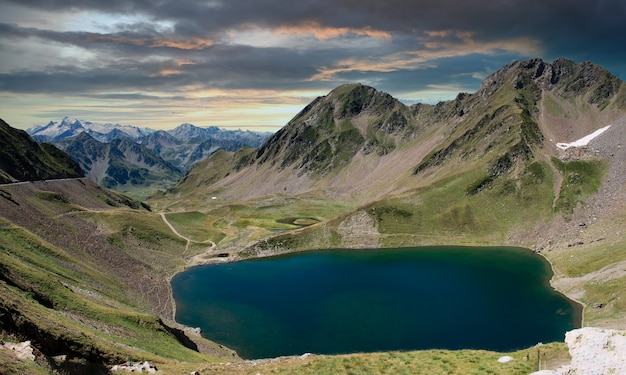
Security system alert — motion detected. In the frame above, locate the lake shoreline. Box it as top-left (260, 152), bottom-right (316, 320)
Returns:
top-left (170, 245), bottom-right (584, 359)
top-left (177, 244), bottom-right (586, 321)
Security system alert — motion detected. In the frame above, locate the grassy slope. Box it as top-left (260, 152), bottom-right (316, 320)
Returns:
top-left (199, 343), bottom-right (569, 375)
top-left (0, 179), bottom-right (233, 373)
top-left (0, 179), bottom-right (578, 374)
top-left (0, 173), bottom-right (618, 373)
top-left (546, 213), bottom-right (626, 327)
top-left (0, 119), bottom-right (83, 183)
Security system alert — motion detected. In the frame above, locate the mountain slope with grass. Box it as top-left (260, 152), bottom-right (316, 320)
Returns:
top-left (164, 58), bottom-right (625, 210)
top-left (0, 119), bottom-right (83, 184)
top-left (0, 178), bottom-right (237, 373)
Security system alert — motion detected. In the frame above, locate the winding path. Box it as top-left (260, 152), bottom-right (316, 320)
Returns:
top-left (159, 212), bottom-right (216, 255)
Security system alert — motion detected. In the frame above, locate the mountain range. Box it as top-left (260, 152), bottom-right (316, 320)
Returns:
top-left (27, 118), bottom-right (272, 198)
top-left (1, 57), bottom-right (626, 373)
top-left (170, 58), bottom-right (625, 207)
top-left (27, 117), bottom-right (154, 143)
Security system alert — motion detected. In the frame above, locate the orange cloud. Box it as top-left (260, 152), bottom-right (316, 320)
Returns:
top-left (157, 60), bottom-right (197, 77)
top-left (150, 38), bottom-right (214, 50)
top-left (310, 30), bottom-right (542, 81)
top-left (84, 33), bottom-right (213, 50)
top-left (274, 21), bottom-right (391, 40)
top-left (421, 30), bottom-right (540, 56)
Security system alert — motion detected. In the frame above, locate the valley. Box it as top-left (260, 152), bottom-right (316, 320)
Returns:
top-left (1, 58), bottom-right (626, 374)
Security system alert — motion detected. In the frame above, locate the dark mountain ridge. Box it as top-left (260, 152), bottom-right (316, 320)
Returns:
top-left (0, 119), bottom-right (83, 184)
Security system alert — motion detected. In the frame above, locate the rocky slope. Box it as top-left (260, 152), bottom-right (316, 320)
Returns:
top-left (168, 58), bottom-right (625, 208)
top-left (55, 132), bottom-right (183, 193)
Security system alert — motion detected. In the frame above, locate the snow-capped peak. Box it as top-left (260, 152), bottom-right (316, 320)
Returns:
top-left (27, 117), bottom-right (154, 143)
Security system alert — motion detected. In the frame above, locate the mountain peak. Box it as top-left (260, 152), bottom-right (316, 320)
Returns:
top-left (168, 123), bottom-right (220, 141)
top-left (28, 118), bottom-right (154, 143)
top-left (182, 58), bottom-right (625, 202)
top-left (479, 58), bottom-right (622, 108)
top-left (326, 83), bottom-right (398, 118)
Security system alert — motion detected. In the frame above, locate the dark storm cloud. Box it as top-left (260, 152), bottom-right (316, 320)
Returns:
top-left (0, 30), bottom-right (330, 94)
top-left (6, 0), bottom-right (625, 38)
top-left (1, 0), bottom-right (624, 129)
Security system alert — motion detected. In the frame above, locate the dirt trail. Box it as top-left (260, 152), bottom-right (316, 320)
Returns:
top-left (159, 212), bottom-right (216, 255)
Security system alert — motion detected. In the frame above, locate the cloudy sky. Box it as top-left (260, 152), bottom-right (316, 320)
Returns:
top-left (1, 0), bottom-right (625, 131)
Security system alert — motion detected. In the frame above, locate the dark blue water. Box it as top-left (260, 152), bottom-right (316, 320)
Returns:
top-left (171, 247), bottom-right (581, 359)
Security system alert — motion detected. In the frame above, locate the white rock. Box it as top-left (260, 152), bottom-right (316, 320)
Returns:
top-left (497, 355), bottom-right (514, 363)
top-left (530, 327), bottom-right (626, 375)
top-left (2, 341), bottom-right (35, 361)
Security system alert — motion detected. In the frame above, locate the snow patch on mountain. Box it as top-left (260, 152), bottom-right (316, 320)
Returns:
top-left (556, 125), bottom-right (611, 149)
top-left (27, 117), bottom-right (154, 142)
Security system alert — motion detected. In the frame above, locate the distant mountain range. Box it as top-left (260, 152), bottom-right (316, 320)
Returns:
top-left (28, 117), bottom-right (154, 143)
top-left (27, 118), bottom-right (273, 198)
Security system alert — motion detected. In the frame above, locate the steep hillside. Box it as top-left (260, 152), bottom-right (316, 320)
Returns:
top-left (0, 179), bottom-right (234, 372)
top-left (0, 119), bottom-right (83, 184)
top-left (166, 58), bottom-right (625, 207)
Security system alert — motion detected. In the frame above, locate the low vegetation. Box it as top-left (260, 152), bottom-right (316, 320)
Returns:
top-left (197, 343), bottom-right (569, 375)
top-left (551, 158), bottom-right (608, 218)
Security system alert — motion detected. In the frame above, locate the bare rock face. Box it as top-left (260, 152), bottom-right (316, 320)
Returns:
top-left (2, 341), bottom-right (36, 361)
top-left (531, 327), bottom-right (626, 375)
top-left (337, 210), bottom-right (380, 248)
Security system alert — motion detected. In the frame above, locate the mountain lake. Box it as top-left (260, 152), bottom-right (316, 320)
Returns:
top-left (171, 246), bottom-right (581, 359)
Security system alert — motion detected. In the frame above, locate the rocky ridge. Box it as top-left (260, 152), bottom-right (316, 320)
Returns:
top-left (175, 58), bottom-right (625, 206)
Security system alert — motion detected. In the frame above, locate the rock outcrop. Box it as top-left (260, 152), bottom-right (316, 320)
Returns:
top-left (531, 327), bottom-right (626, 375)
